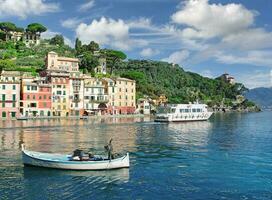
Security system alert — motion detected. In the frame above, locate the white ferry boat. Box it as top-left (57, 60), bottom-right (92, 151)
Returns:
top-left (155, 103), bottom-right (213, 122)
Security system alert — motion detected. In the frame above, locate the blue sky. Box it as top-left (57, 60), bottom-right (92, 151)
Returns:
top-left (1, 0), bottom-right (272, 88)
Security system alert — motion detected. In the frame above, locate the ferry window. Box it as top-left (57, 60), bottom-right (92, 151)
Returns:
top-left (171, 108), bottom-right (176, 113)
top-left (185, 109), bottom-right (189, 113)
top-left (197, 109), bottom-right (201, 112)
top-left (192, 109), bottom-right (196, 112)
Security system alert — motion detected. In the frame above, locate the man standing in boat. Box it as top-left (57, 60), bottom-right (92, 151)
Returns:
top-left (105, 139), bottom-right (114, 160)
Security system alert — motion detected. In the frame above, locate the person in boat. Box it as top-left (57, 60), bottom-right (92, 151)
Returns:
top-left (71, 149), bottom-right (90, 161)
top-left (104, 139), bottom-right (114, 160)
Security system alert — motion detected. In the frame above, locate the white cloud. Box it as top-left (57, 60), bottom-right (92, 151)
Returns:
top-left (75, 17), bottom-right (148, 50)
top-left (238, 70), bottom-right (272, 89)
top-left (78, 0), bottom-right (95, 12)
top-left (215, 50), bottom-right (272, 68)
top-left (127, 18), bottom-right (152, 29)
top-left (140, 48), bottom-right (159, 57)
top-left (61, 18), bottom-right (82, 29)
top-left (172, 0), bottom-right (255, 39)
top-left (0, 0), bottom-right (59, 19)
top-left (221, 28), bottom-right (272, 50)
top-left (41, 30), bottom-right (73, 47)
top-left (162, 50), bottom-right (190, 65)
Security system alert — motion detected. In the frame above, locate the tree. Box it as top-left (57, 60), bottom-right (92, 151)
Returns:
top-left (102, 49), bottom-right (127, 74)
top-left (79, 41), bottom-right (100, 54)
top-left (0, 60), bottom-right (16, 70)
top-left (0, 22), bottom-right (17, 32)
top-left (49, 34), bottom-right (64, 46)
top-left (26, 23), bottom-right (47, 33)
top-left (0, 22), bottom-right (17, 41)
top-left (75, 38), bottom-right (82, 52)
top-left (79, 52), bottom-right (99, 73)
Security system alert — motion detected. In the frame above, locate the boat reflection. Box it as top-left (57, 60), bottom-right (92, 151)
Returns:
top-left (166, 121), bottom-right (213, 147)
top-left (23, 166), bottom-right (130, 183)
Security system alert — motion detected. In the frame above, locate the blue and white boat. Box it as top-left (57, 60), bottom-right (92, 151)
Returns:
top-left (21, 144), bottom-right (130, 170)
top-left (155, 103), bottom-right (213, 122)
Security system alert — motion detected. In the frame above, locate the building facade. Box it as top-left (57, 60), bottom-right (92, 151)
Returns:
top-left (84, 77), bottom-right (108, 115)
top-left (0, 71), bottom-right (20, 119)
top-left (20, 77), bottom-right (52, 117)
top-left (104, 78), bottom-right (136, 114)
top-left (70, 72), bottom-right (84, 116)
top-left (45, 51), bottom-right (79, 72)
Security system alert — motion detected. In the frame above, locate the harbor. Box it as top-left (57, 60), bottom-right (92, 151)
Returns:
top-left (1, 112), bottom-right (272, 199)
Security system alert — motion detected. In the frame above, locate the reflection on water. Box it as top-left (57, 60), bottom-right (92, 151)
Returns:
top-left (24, 166), bottom-right (130, 182)
top-left (1, 113), bottom-right (272, 199)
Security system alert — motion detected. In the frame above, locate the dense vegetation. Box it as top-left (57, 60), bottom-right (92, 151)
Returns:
top-left (115, 60), bottom-right (250, 106)
top-left (0, 22), bottom-right (258, 108)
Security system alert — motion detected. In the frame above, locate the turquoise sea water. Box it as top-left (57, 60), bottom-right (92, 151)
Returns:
top-left (0, 112), bottom-right (272, 199)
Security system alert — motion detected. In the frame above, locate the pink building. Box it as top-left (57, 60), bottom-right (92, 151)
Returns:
top-left (20, 77), bottom-right (52, 117)
top-left (0, 71), bottom-right (21, 119)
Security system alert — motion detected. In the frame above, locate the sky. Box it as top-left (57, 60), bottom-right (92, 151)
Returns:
top-left (0, 0), bottom-right (272, 89)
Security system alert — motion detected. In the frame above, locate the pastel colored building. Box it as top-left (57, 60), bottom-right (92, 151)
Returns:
top-left (69, 72), bottom-right (84, 116)
top-left (103, 78), bottom-right (136, 115)
top-left (20, 77), bottom-right (52, 117)
top-left (0, 71), bottom-right (21, 119)
top-left (50, 73), bottom-right (70, 117)
top-left (84, 76), bottom-right (108, 115)
top-left (137, 98), bottom-right (151, 115)
top-left (45, 51), bottom-right (79, 72)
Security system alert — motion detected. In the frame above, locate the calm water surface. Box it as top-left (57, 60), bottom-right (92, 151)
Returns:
top-left (1, 112), bottom-right (272, 199)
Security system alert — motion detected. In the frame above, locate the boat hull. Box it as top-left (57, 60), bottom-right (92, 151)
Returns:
top-left (22, 149), bottom-right (129, 170)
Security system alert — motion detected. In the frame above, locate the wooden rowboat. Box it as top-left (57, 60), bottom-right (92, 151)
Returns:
top-left (21, 144), bottom-right (130, 170)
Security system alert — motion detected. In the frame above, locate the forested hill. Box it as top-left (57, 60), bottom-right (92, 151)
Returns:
top-left (116, 60), bottom-right (251, 106)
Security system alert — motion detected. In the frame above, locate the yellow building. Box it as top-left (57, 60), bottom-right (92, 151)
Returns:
top-left (103, 77), bottom-right (136, 114)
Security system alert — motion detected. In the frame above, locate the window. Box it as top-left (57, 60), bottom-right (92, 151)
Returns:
top-left (119, 88), bottom-right (121, 92)
top-left (2, 112), bottom-right (6, 118)
top-left (63, 91), bottom-right (66, 95)
top-left (192, 109), bottom-right (196, 112)
top-left (119, 95), bottom-right (121, 99)
top-left (2, 85), bottom-right (5, 90)
top-left (13, 85), bottom-right (16, 90)
top-left (27, 95), bottom-right (30, 100)
top-left (44, 95), bottom-right (46, 99)
top-left (39, 96), bottom-right (42, 100)
top-left (30, 103), bottom-right (37, 108)
top-left (2, 94), bottom-right (5, 101)
top-left (11, 112), bottom-right (16, 118)
top-left (33, 95), bottom-right (36, 100)
top-left (12, 94), bottom-right (16, 101)
top-left (12, 102), bottom-right (16, 108)
top-left (57, 91), bottom-right (62, 95)
top-left (2, 103), bottom-right (5, 108)
top-left (43, 102), bottom-right (47, 107)
top-left (63, 105), bottom-right (66, 109)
